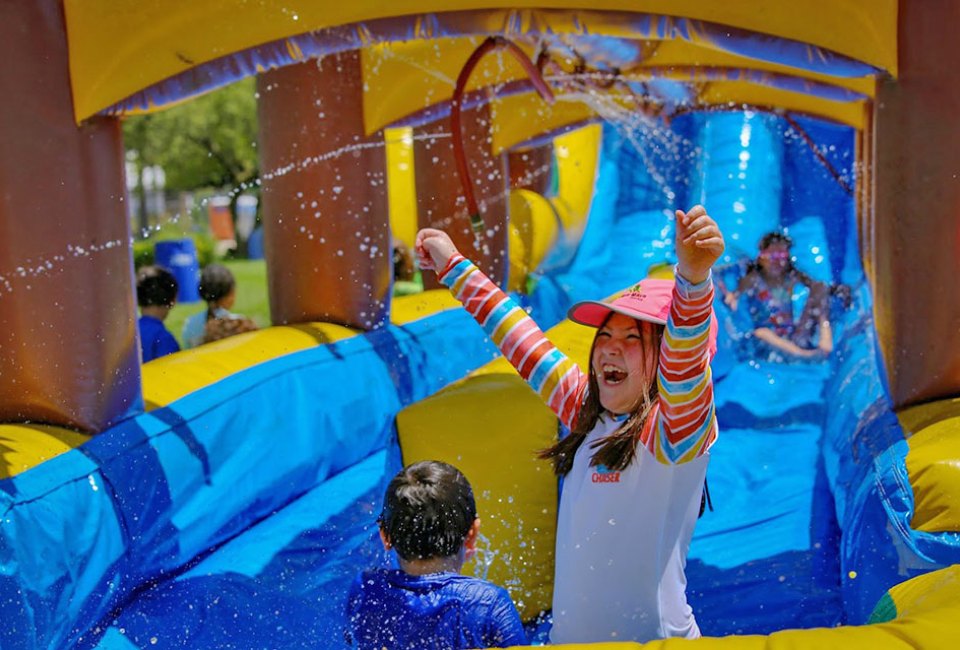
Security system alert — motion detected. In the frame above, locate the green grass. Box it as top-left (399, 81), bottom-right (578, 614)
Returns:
top-left (165, 259), bottom-right (270, 346)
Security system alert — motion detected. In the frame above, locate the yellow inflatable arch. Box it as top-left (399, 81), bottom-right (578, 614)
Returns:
top-left (3, 2), bottom-right (960, 649)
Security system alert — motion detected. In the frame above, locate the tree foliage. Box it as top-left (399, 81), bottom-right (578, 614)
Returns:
top-left (123, 78), bottom-right (260, 245)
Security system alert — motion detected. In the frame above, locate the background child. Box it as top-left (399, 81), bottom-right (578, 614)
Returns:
top-left (182, 264), bottom-right (255, 348)
top-left (136, 265), bottom-right (180, 362)
top-left (346, 460), bottom-right (526, 649)
top-left (721, 232), bottom-right (833, 360)
top-left (414, 206), bottom-right (723, 643)
top-left (392, 241), bottom-right (423, 296)
top-left (201, 313), bottom-right (258, 344)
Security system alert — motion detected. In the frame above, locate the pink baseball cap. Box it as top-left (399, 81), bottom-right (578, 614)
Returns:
top-left (568, 278), bottom-right (718, 356)
top-left (568, 279), bottom-right (675, 327)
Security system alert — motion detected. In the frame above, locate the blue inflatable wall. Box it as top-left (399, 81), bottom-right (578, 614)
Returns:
top-left (0, 313), bottom-right (499, 649)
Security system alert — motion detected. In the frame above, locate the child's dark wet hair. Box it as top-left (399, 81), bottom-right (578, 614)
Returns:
top-left (136, 266), bottom-right (178, 308)
top-left (758, 232), bottom-right (793, 251)
top-left (198, 264), bottom-right (235, 303)
top-left (379, 460), bottom-right (477, 561)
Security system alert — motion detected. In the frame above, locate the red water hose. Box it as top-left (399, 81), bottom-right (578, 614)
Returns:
top-left (450, 37), bottom-right (555, 241)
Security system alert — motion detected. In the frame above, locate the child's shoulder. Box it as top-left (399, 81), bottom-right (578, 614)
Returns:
top-left (352, 569), bottom-right (506, 599)
top-left (439, 574), bottom-right (513, 606)
top-left (347, 568), bottom-right (398, 609)
top-left (352, 567), bottom-right (393, 586)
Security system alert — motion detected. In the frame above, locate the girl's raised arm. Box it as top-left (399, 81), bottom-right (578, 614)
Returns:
top-left (648, 207), bottom-right (723, 465)
top-left (653, 274), bottom-right (717, 464)
top-left (417, 229), bottom-right (587, 430)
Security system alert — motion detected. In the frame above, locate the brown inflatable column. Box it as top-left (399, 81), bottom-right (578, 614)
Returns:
top-left (868, 1), bottom-right (960, 408)
top-left (0, 0), bottom-right (140, 432)
top-left (413, 104), bottom-right (509, 289)
top-left (508, 142), bottom-right (554, 195)
top-left (257, 52), bottom-right (390, 329)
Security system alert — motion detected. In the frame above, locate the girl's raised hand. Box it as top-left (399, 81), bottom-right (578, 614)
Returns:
top-left (675, 205), bottom-right (725, 284)
top-left (414, 228), bottom-right (460, 273)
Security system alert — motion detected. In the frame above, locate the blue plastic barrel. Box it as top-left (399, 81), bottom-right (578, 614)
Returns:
top-left (247, 226), bottom-right (265, 260)
top-left (154, 239), bottom-right (201, 303)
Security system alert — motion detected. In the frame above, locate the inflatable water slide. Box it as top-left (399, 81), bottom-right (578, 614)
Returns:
top-left (1, 2), bottom-right (959, 648)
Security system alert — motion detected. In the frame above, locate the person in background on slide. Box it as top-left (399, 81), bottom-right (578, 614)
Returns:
top-left (720, 232), bottom-right (833, 361)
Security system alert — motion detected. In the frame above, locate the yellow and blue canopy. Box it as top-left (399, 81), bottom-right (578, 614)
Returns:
top-left (64, 1), bottom-right (896, 132)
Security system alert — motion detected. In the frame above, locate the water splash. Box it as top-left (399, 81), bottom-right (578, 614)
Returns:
top-left (0, 238), bottom-right (127, 300)
top-left (548, 80), bottom-right (700, 203)
top-left (472, 532), bottom-right (500, 582)
top-left (260, 131), bottom-right (450, 182)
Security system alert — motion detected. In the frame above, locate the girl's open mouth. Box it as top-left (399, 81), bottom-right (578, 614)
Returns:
top-left (601, 364), bottom-right (627, 385)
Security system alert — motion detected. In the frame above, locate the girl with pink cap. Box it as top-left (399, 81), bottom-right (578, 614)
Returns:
top-left (415, 206), bottom-right (724, 644)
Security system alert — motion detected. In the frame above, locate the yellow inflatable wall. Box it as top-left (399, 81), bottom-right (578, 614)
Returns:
top-left (899, 398), bottom-right (960, 533)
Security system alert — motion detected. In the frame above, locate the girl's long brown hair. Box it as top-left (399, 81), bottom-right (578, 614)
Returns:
top-left (538, 317), bottom-right (665, 475)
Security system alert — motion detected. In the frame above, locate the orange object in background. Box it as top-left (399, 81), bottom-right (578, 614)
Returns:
top-left (207, 197), bottom-right (236, 241)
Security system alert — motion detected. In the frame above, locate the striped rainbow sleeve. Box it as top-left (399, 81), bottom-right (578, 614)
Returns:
top-left (438, 254), bottom-right (588, 430)
top-left (649, 269), bottom-right (718, 465)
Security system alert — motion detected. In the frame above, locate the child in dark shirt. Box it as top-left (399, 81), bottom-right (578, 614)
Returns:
top-left (136, 265), bottom-right (180, 363)
top-left (346, 461), bottom-right (526, 649)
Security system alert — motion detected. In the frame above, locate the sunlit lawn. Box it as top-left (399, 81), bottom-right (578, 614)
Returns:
top-left (165, 259), bottom-right (269, 346)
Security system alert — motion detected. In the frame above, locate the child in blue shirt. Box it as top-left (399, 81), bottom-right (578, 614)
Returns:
top-left (346, 461), bottom-right (526, 649)
top-left (136, 265), bottom-right (180, 363)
